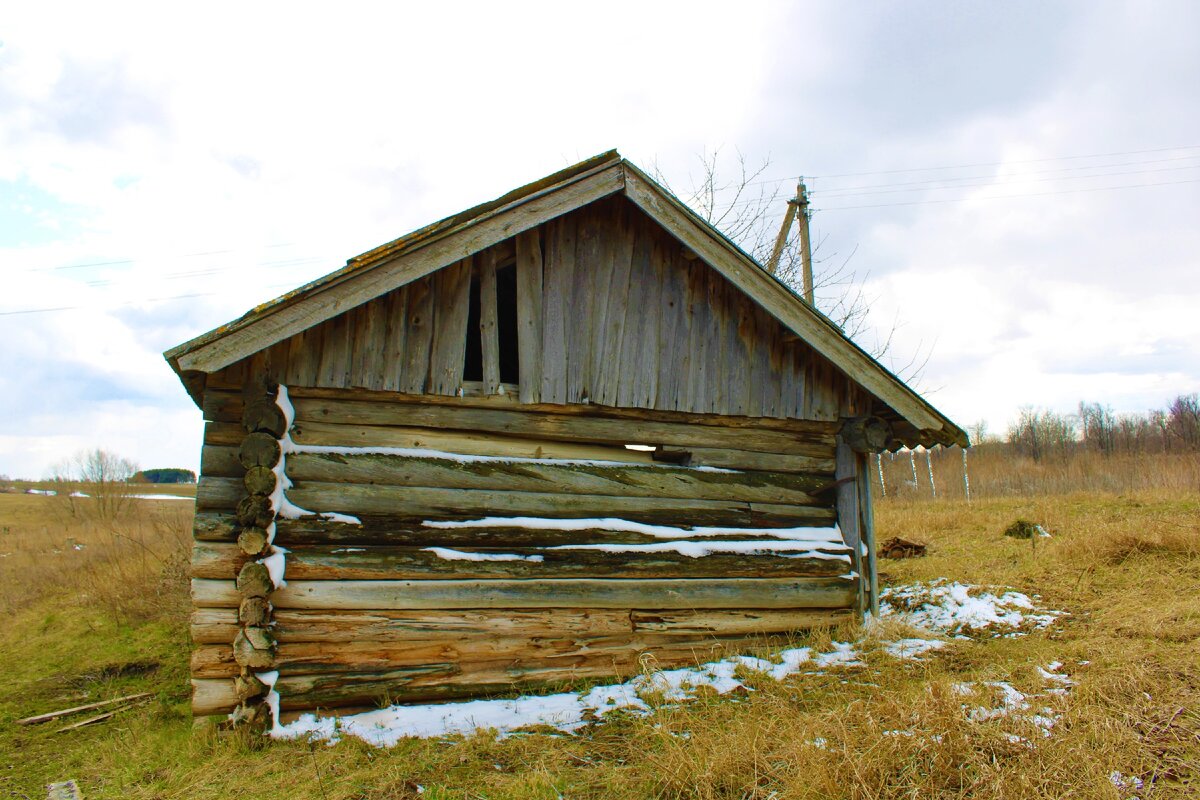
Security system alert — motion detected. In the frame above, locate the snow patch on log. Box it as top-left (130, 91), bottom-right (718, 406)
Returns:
top-left (424, 516), bottom-right (842, 543)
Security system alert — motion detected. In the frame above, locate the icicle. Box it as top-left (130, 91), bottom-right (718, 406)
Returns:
top-left (876, 453), bottom-right (887, 498)
top-left (908, 450), bottom-right (918, 491)
top-left (926, 447), bottom-right (937, 499)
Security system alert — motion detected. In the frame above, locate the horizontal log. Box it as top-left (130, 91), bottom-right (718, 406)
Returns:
top-left (287, 386), bottom-right (846, 433)
top-left (191, 607), bottom-right (855, 645)
top-left (191, 513), bottom-right (840, 546)
top-left (682, 447), bottom-right (836, 474)
top-left (204, 421), bottom-right (244, 448)
top-left (292, 420), bottom-right (656, 465)
top-left (192, 576), bottom-right (857, 610)
top-left (189, 636), bottom-right (761, 714)
top-left (290, 396), bottom-right (834, 456)
top-left (191, 542), bottom-right (850, 582)
top-left (283, 451), bottom-right (827, 504)
top-left (294, 420), bottom-right (834, 475)
top-left (192, 628), bottom-right (800, 679)
top-left (196, 476), bottom-right (242, 511)
top-left (286, 481), bottom-right (829, 528)
top-left (211, 386), bottom-right (843, 438)
top-left (200, 444), bottom-right (242, 479)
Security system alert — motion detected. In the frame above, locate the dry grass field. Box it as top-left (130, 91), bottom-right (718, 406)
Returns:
top-left (0, 463), bottom-right (1197, 799)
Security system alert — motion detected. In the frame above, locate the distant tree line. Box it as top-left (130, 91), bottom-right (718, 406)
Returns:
top-left (134, 468), bottom-right (197, 484)
top-left (987, 393), bottom-right (1200, 461)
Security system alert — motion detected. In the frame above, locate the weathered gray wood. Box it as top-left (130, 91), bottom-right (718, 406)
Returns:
top-left (193, 575), bottom-right (857, 610)
top-left (193, 513), bottom-right (841, 547)
top-left (479, 250), bottom-right (501, 395)
top-left (236, 562), bottom-right (274, 598)
top-left (200, 443), bottom-right (241, 478)
top-left (621, 165), bottom-right (947, 433)
top-left (290, 420), bottom-right (656, 464)
top-left (238, 432), bottom-right (281, 469)
top-left (840, 416), bottom-right (892, 454)
top-left (514, 229), bottom-right (543, 403)
top-left (429, 258), bottom-right (471, 396)
top-left (675, 447), bottom-right (835, 474)
top-left (618, 225), bottom-right (658, 407)
top-left (835, 437), bottom-right (865, 616)
top-left (282, 385), bottom-right (845, 436)
top-left (283, 450), bottom-right (829, 504)
top-left (380, 285), bottom-right (409, 392)
top-left (540, 216), bottom-right (570, 404)
top-left (316, 308), bottom-right (351, 389)
top-left (567, 208), bottom-right (594, 403)
top-left (173, 160), bottom-right (625, 374)
top-left (288, 395), bottom-right (836, 456)
top-left (242, 399), bottom-right (286, 438)
top-left (242, 465), bottom-right (276, 496)
top-left (196, 475), bottom-right (242, 512)
top-left (857, 451), bottom-right (879, 616)
top-left (401, 275), bottom-right (435, 394)
top-left (192, 542), bottom-right (849, 581)
top-left (285, 480), bottom-right (830, 528)
top-left (194, 627), bottom-right (805, 679)
top-left (191, 606), bottom-right (854, 645)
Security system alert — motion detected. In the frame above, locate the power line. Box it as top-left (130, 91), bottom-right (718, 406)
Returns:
top-left (815, 176), bottom-right (1200, 212)
top-left (811, 162), bottom-right (1200, 201)
top-left (742, 143), bottom-right (1200, 187)
top-left (809, 154), bottom-right (1200, 197)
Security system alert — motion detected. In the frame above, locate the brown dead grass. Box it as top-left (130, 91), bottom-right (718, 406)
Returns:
top-left (1, 479), bottom-right (1197, 798)
top-left (0, 488), bottom-right (192, 620)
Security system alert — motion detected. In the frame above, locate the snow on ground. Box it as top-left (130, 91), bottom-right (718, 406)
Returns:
top-left (880, 579), bottom-right (1064, 638)
top-left (268, 579), bottom-right (1068, 746)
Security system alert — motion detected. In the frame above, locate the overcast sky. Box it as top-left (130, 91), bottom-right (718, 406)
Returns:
top-left (2, 1), bottom-right (1197, 478)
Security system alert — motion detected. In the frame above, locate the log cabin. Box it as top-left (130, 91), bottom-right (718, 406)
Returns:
top-left (164, 150), bottom-right (967, 726)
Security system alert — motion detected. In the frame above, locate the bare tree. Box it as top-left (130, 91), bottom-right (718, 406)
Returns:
top-left (652, 149), bottom-right (929, 382)
top-left (53, 448), bottom-right (140, 521)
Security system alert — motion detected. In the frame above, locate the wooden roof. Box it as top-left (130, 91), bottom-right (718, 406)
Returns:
top-left (165, 151), bottom-right (967, 448)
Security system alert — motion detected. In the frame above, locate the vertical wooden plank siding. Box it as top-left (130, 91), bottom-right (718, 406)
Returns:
top-left (380, 286), bottom-right (409, 392)
top-left (568, 207), bottom-right (597, 403)
top-left (430, 258), bottom-right (472, 396)
top-left (835, 437), bottom-right (866, 617)
top-left (514, 230), bottom-right (543, 404)
top-left (541, 216), bottom-right (573, 404)
top-left (218, 195), bottom-right (858, 424)
top-left (401, 276), bottom-right (435, 394)
top-left (479, 252), bottom-right (501, 395)
top-left (857, 450), bottom-right (879, 616)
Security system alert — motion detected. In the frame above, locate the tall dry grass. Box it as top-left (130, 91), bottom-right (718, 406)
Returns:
top-left (0, 489), bottom-right (192, 621)
top-left (877, 445), bottom-right (1200, 501)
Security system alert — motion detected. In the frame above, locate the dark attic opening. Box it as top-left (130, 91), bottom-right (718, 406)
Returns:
top-left (463, 260), bottom-right (520, 386)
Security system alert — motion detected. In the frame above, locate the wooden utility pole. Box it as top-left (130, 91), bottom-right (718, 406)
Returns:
top-left (765, 179), bottom-right (815, 305)
top-left (796, 180), bottom-right (813, 304)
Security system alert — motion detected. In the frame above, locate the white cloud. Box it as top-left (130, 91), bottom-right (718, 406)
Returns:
top-left (0, 1), bottom-right (1197, 475)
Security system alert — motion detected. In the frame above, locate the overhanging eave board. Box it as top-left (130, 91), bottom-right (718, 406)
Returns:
top-left (172, 161), bottom-right (625, 374)
top-left (620, 165), bottom-right (946, 435)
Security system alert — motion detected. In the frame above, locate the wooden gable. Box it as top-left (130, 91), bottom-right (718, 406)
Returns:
top-left (218, 195), bottom-right (871, 423)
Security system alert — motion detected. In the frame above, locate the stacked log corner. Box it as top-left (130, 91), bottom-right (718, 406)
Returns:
top-left (226, 379), bottom-right (285, 730)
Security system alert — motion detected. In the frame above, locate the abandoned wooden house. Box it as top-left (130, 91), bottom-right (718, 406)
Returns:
top-left (165, 150), bottom-right (967, 724)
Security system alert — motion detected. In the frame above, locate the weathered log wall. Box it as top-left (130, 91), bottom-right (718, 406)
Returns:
top-left (216, 196), bottom-right (871, 421)
top-left (190, 383), bottom-right (854, 717)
